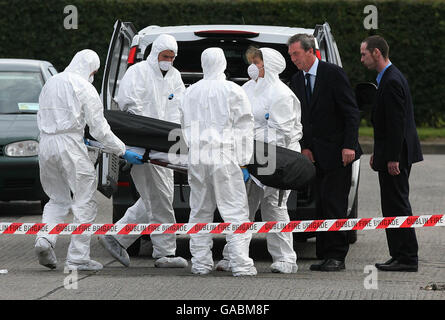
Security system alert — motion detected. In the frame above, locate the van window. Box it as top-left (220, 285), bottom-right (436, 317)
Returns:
top-left (318, 37), bottom-right (329, 62)
top-left (143, 39), bottom-right (299, 85)
top-left (109, 34), bottom-right (132, 104)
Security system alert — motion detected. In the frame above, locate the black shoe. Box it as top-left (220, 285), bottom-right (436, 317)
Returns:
top-left (310, 259), bottom-right (345, 272)
top-left (376, 259), bottom-right (418, 272)
top-left (375, 258), bottom-right (395, 269)
top-left (309, 260), bottom-right (325, 271)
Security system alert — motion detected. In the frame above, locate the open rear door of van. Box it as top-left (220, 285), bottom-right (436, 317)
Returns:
top-left (314, 22), bottom-right (342, 67)
top-left (97, 20), bottom-right (136, 198)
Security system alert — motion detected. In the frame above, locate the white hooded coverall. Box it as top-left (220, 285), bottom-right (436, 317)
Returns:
top-left (113, 34), bottom-right (186, 258)
top-left (180, 47), bottom-right (255, 274)
top-left (224, 48), bottom-right (303, 265)
top-left (37, 49), bottom-right (126, 264)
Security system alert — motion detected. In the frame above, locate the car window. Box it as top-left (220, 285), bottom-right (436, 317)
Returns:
top-left (0, 72), bottom-right (43, 114)
top-left (143, 39), bottom-right (299, 86)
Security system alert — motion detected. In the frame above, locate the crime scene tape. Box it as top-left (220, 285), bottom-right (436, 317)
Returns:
top-left (0, 215), bottom-right (444, 236)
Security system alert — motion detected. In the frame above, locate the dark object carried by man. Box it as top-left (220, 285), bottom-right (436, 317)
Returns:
top-left (88, 110), bottom-right (315, 190)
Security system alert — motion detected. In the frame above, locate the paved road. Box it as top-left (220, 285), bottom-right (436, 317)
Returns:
top-left (0, 155), bottom-right (444, 303)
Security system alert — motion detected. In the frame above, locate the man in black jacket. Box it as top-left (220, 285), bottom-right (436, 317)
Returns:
top-left (288, 34), bottom-right (362, 271)
top-left (360, 35), bottom-right (422, 272)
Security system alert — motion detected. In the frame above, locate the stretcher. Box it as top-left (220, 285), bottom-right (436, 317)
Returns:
top-left (85, 110), bottom-right (316, 191)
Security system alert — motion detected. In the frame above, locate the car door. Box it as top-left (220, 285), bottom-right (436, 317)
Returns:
top-left (97, 20), bottom-right (136, 198)
top-left (101, 20), bottom-right (137, 110)
top-left (313, 22), bottom-right (342, 67)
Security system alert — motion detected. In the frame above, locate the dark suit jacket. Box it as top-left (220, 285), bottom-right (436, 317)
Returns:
top-left (290, 60), bottom-right (362, 172)
top-left (371, 64), bottom-right (423, 171)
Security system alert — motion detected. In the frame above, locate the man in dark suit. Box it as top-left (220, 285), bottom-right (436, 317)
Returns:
top-left (360, 35), bottom-right (422, 272)
top-left (288, 34), bottom-right (362, 271)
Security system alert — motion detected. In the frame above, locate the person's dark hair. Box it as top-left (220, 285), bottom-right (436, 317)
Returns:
top-left (245, 45), bottom-right (262, 63)
top-left (287, 34), bottom-right (316, 53)
top-left (362, 35), bottom-right (389, 59)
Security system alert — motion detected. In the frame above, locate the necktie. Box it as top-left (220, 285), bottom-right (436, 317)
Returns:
top-left (305, 73), bottom-right (312, 105)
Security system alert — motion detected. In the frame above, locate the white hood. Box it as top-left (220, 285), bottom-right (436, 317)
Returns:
top-left (260, 47), bottom-right (285, 83)
top-left (146, 34), bottom-right (178, 67)
top-left (243, 47), bottom-right (302, 151)
top-left (64, 49), bottom-right (100, 81)
top-left (201, 47), bottom-right (226, 80)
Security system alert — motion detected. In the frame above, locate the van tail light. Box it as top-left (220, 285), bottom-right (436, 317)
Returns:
top-left (117, 181), bottom-right (130, 187)
top-left (127, 46), bottom-right (138, 65)
top-left (315, 49), bottom-right (321, 60)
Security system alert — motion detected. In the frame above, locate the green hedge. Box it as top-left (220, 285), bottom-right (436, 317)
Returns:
top-left (1, 0), bottom-right (444, 127)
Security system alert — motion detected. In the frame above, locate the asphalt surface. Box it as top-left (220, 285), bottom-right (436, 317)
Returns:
top-left (0, 155), bottom-right (444, 303)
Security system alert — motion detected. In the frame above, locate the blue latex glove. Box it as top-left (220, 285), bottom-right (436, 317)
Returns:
top-left (241, 167), bottom-right (250, 182)
top-left (123, 150), bottom-right (143, 165)
top-left (265, 113), bottom-right (269, 120)
top-left (83, 138), bottom-right (90, 146)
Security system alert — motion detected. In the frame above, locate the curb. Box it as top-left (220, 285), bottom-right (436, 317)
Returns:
top-left (359, 141), bottom-right (445, 155)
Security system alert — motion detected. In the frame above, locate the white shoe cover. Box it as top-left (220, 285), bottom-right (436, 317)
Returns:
top-left (35, 238), bottom-right (57, 270)
top-left (98, 235), bottom-right (130, 267)
top-left (65, 259), bottom-right (103, 271)
top-left (233, 266), bottom-right (257, 277)
top-left (270, 261), bottom-right (298, 274)
top-left (215, 259), bottom-right (231, 272)
top-left (191, 265), bottom-right (212, 275)
top-left (154, 256), bottom-right (188, 268)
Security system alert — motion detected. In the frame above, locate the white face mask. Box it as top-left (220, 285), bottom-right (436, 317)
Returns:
top-left (88, 75), bottom-right (94, 83)
top-left (248, 64), bottom-right (259, 81)
top-left (159, 61), bottom-right (172, 71)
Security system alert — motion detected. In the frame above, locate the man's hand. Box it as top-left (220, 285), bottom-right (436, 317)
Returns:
top-left (342, 148), bottom-right (355, 166)
top-left (369, 154), bottom-right (374, 168)
top-left (387, 161), bottom-right (400, 176)
top-left (302, 149), bottom-right (315, 163)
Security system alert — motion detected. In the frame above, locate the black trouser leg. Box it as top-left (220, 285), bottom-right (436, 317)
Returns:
top-left (378, 166), bottom-right (418, 265)
top-left (315, 165), bottom-right (352, 261)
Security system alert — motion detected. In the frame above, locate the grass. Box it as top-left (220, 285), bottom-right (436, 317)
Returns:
top-left (359, 127), bottom-right (445, 141)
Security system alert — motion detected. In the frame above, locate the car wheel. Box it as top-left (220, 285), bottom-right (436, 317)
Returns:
top-left (112, 204), bottom-right (141, 257)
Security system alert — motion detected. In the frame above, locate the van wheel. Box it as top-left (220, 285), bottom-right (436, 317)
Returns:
top-left (112, 204), bottom-right (141, 257)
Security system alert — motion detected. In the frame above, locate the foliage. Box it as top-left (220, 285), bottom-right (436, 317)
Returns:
top-left (1, 0), bottom-right (443, 126)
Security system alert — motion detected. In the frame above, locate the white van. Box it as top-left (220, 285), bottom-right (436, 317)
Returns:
top-left (97, 21), bottom-right (361, 255)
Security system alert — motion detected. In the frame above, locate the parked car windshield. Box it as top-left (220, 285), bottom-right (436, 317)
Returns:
top-left (0, 71), bottom-right (43, 114)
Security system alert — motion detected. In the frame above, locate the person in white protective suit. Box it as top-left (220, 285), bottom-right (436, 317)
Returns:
top-left (180, 47), bottom-right (257, 276)
top-left (216, 47), bottom-right (303, 274)
top-left (98, 34), bottom-right (188, 268)
top-left (35, 49), bottom-right (143, 271)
